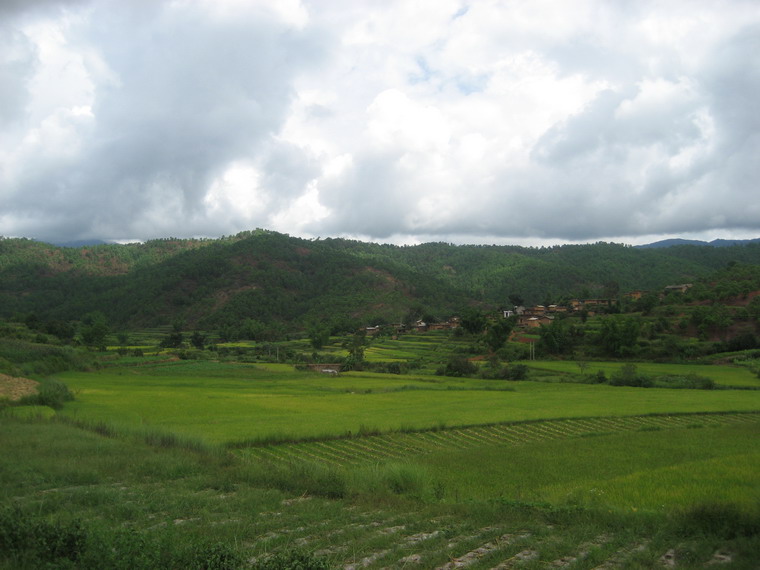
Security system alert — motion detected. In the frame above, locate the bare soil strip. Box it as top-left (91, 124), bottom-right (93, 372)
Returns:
top-left (0, 373), bottom-right (39, 401)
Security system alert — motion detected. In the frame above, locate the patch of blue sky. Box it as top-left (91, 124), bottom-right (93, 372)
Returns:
top-left (454, 74), bottom-right (488, 95)
top-left (409, 56), bottom-right (437, 85)
top-left (409, 56), bottom-right (487, 95)
top-left (452, 5), bottom-right (469, 20)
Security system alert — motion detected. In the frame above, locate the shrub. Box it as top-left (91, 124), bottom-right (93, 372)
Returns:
top-left (17, 378), bottom-right (75, 409)
top-left (0, 506), bottom-right (87, 566)
top-left (189, 542), bottom-right (243, 570)
top-left (0, 505), bottom-right (250, 569)
top-left (382, 464), bottom-right (428, 495)
top-left (672, 503), bottom-right (760, 539)
top-left (436, 355), bottom-right (477, 377)
top-left (608, 364), bottom-right (653, 387)
top-left (505, 363), bottom-right (528, 380)
top-left (654, 373), bottom-right (715, 390)
top-left (254, 548), bottom-right (330, 570)
top-left (248, 461), bottom-right (346, 499)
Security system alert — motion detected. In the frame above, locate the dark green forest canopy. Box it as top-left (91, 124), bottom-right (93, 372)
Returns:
top-left (2, 231), bottom-right (760, 330)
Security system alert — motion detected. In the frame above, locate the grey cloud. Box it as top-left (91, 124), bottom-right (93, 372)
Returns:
top-left (0, 26), bottom-right (37, 126)
top-left (315, 151), bottom-right (411, 238)
top-left (3, 1), bottom-right (759, 246)
top-left (0, 0), bottom-right (87, 18)
top-left (703, 25), bottom-right (760, 152)
top-left (5, 1), bottom-right (327, 242)
top-left (259, 142), bottom-right (321, 205)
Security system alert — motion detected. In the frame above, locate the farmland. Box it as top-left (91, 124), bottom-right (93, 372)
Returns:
top-left (3, 348), bottom-right (759, 568)
top-left (55, 360), bottom-right (760, 444)
top-left (5, 228), bottom-right (760, 568)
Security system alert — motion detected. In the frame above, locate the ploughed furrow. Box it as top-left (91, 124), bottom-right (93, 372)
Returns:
top-left (387, 432), bottom-right (439, 454)
top-left (501, 424), bottom-right (547, 442)
top-left (451, 428), bottom-right (493, 446)
top-left (547, 533), bottom-right (613, 568)
top-left (333, 439), bottom-right (406, 463)
top-left (355, 437), bottom-right (416, 461)
top-left (638, 415), bottom-right (678, 428)
top-left (435, 530), bottom-right (534, 569)
top-left (425, 429), bottom-right (472, 449)
top-left (244, 446), bottom-right (286, 464)
top-left (484, 425), bottom-right (525, 445)
top-left (312, 441), bottom-right (370, 465)
top-left (246, 445), bottom-right (303, 465)
top-left (529, 423), bottom-right (568, 440)
top-left (590, 540), bottom-right (650, 569)
top-left (565, 418), bottom-right (611, 434)
top-left (236, 413), bottom-right (757, 468)
top-left (626, 416), bottom-right (663, 429)
top-left (279, 443), bottom-right (344, 466)
top-left (368, 433), bottom-right (429, 456)
top-left (542, 420), bottom-right (587, 437)
top-left (589, 418), bottom-right (629, 432)
top-left (405, 431), bottom-right (455, 451)
top-left (463, 427), bottom-right (505, 445)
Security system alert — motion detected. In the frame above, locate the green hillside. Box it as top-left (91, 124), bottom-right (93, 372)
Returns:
top-left (3, 230), bottom-right (760, 333)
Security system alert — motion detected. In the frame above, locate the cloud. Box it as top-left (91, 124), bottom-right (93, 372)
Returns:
top-left (1, 0), bottom-right (759, 245)
top-left (1, 0), bottom-right (326, 241)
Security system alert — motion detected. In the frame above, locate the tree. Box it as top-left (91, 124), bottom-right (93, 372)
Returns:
top-left (160, 331), bottom-right (184, 349)
top-left (460, 308), bottom-right (486, 335)
top-left (308, 323), bottom-right (331, 350)
top-left (485, 318), bottom-right (515, 353)
top-left (44, 320), bottom-right (76, 342)
top-left (508, 293), bottom-right (524, 307)
top-left (538, 318), bottom-right (578, 355)
top-left (603, 280), bottom-right (620, 300)
top-left (635, 292), bottom-right (659, 315)
top-left (597, 315), bottom-right (641, 357)
top-left (80, 311), bottom-right (109, 348)
top-left (190, 331), bottom-right (206, 350)
top-left (343, 330), bottom-right (367, 370)
top-left (437, 355), bottom-right (477, 377)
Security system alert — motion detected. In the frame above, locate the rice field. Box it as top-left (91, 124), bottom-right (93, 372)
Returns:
top-left (56, 361), bottom-right (760, 444)
top-left (526, 360), bottom-right (760, 387)
top-left (234, 412), bottom-right (758, 470)
top-left (5, 354), bottom-right (760, 568)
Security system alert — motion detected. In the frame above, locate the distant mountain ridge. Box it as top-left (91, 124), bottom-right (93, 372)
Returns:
top-left (52, 239), bottom-right (110, 248)
top-left (3, 230), bottom-right (760, 330)
top-left (636, 238), bottom-right (760, 249)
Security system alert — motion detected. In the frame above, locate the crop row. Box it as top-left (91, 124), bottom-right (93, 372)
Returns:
top-left (236, 412), bottom-right (758, 468)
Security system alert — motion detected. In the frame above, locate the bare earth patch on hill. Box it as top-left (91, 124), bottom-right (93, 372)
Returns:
top-left (0, 374), bottom-right (39, 401)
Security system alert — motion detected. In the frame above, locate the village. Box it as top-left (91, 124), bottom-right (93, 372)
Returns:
top-left (364, 284), bottom-right (694, 335)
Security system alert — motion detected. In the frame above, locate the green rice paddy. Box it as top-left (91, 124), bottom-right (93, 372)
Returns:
top-left (526, 360), bottom-right (760, 387)
top-left (5, 353), bottom-right (760, 567)
top-left (57, 361), bottom-right (760, 444)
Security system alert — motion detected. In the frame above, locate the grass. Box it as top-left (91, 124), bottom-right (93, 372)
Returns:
top-left (418, 422), bottom-right (760, 511)
top-left (4, 352), bottom-right (760, 567)
top-left (3, 411), bottom-right (759, 568)
top-left (526, 360), bottom-right (760, 387)
top-left (55, 360), bottom-right (760, 444)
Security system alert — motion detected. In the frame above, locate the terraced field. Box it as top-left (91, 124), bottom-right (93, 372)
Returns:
top-left (244, 497), bottom-right (742, 569)
top-left (235, 412), bottom-right (758, 468)
top-left (364, 332), bottom-right (461, 363)
top-left (4, 411), bottom-right (758, 569)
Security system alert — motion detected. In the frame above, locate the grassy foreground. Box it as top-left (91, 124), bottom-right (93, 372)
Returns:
top-left (2, 411), bottom-right (759, 569)
top-left (2, 358), bottom-right (760, 568)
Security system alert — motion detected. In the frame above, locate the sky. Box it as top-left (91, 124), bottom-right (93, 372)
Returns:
top-left (1, 0), bottom-right (759, 247)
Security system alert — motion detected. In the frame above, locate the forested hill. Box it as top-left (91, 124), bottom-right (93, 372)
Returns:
top-left (2, 230), bottom-right (760, 331)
